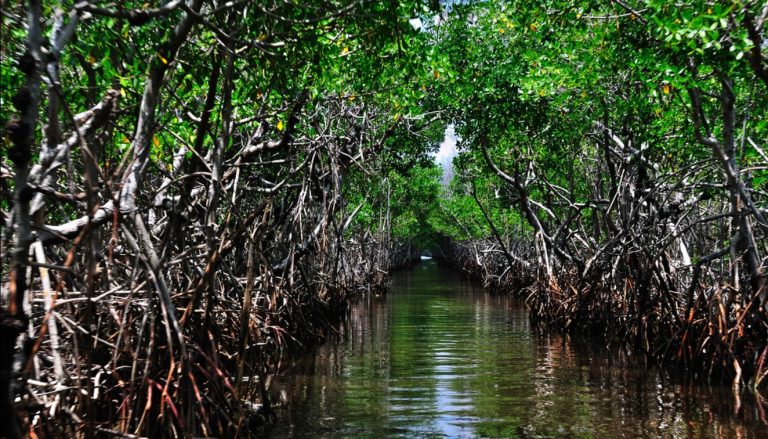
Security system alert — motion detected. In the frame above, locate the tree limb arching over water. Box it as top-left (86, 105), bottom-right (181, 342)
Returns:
top-left (1, 0), bottom-right (767, 436)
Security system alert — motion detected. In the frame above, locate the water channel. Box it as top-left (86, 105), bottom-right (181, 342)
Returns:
top-left (267, 261), bottom-right (768, 438)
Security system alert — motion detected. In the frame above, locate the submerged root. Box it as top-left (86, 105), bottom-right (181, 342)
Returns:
top-left (436, 238), bottom-right (768, 391)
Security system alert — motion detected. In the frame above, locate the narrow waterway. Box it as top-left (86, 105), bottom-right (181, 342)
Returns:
top-left (267, 261), bottom-right (767, 438)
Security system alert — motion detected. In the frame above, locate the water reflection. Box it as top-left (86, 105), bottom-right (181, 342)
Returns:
top-left (267, 262), bottom-right (768, 438)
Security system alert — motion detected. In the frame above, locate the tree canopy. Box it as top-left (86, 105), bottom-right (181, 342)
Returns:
top-left (1, 0), bottom-right (767, 437)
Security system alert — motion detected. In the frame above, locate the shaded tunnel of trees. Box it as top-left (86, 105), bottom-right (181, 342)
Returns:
top-left (1, 0), bottom-right (767, 437)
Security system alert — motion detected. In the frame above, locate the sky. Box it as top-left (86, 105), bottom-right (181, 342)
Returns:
top-left (434, 124), bottom-right (457, 186)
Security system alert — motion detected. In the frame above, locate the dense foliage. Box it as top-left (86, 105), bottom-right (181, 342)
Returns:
top-left (1, 1), bottom-right (439, 437)
top-left (1, 0), bottom-right (767, 437)
top-left (421, 0), bottom-right (768, 391)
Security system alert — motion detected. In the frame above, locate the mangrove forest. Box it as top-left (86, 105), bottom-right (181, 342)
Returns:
top-left (1, 0), bottom-right (767, 437)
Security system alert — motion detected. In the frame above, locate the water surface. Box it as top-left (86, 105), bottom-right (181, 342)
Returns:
top-left (268, 261), bottom-right (768, 438)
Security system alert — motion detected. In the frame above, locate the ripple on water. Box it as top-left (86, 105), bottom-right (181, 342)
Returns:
top-left (267, 261), bottom-right (768, 439)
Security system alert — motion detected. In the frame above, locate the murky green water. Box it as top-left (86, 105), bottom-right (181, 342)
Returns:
top-left (267, 261), bottom-right (768, 438)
